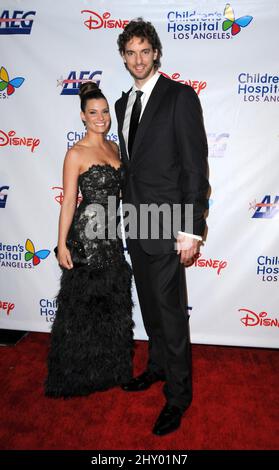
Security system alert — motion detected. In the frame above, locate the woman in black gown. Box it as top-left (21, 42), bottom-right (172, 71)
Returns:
top-left (45, 82), bottom-right (133, 398)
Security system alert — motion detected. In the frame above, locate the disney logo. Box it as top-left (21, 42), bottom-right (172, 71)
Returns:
top-left (81, 10), bottom-right (129, 30)
top-left (159, 71), bottom-right (207, 95)
top-left (0, 130), bottom-right (40, 153)
top-left (239, 308), bottom-right (279, 328)
top-left (0, 300), bottom-right (15, 316)
top-left (189, 252), bottom-right (227, 275)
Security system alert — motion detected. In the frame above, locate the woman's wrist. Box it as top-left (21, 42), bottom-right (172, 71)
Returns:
top-left (58, 241), bottom-right (67, 250)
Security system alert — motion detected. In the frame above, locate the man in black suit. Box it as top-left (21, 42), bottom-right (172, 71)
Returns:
top-left (115, 19), bottom-right (209, 436)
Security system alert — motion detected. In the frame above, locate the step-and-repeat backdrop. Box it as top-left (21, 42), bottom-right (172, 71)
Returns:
top-left (1, 0), bottom-right (278, 348)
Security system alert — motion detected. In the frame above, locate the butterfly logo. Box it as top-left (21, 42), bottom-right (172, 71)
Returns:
top-left (222, 4), bottom-right (253, 36)
top-left (0, 66), bottom-right (25, 96)
top-left (25, 239), bottom-right (50, 266)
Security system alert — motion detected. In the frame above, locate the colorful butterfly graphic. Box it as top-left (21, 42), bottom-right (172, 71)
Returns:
top-left (222, 4), bottom-right (253, 36)
top-left (0, 66), bottom-right (25, 96)
top-left (25, 239), bottom-right (50, 266)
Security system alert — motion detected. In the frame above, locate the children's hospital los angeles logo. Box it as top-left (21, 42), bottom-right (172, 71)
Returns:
top-left (167, 3), bottom-right (253, 40)
top-left (0, 239), bottom-right (50, 269)
top-left (39, 298), bottom-right (57, 324)
top-left (66, 130), bottom-right (117, 150)
top-left (0, 66), bottom-right (24, 98)
top-left (256, 256), bottom-right (279, 282)
top-left (222, 4), bottom-right (253, 36)
top-left (237, 73), bottom-right (279, 103)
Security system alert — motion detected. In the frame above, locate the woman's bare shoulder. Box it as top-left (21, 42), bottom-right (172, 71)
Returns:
top-left (63, 144), bottom-right (86, 173)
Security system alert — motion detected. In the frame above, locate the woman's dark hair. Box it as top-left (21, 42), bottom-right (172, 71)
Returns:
top-left (117, 18), bottom-right (162, 69)
top-left (79, 82), bottom-right (107, 112)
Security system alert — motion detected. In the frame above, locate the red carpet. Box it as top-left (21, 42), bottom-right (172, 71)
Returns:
top-left (0, 333), bottom-right (278, 450)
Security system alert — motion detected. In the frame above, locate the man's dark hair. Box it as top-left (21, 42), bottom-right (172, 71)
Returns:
top-left (117, 18), bottom-right (162, 69)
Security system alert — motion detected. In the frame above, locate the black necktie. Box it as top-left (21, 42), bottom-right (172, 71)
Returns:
top-left (128, 90), bottom-right (143, 158)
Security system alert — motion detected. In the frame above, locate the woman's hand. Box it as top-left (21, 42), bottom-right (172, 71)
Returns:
top-left (57, 245), bottom-right (73, 270)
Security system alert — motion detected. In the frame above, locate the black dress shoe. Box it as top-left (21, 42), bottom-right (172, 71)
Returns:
top-left (121, 371), bottom-right (165, 391)
top-left (152, 403), bottom-right (183, 436)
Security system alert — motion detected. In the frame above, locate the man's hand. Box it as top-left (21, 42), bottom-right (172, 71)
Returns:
top-left (176, 233), bottom-right (202, 266)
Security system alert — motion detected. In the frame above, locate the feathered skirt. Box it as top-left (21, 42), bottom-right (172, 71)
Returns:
top-left (45, 260), bottom-right (134, 398)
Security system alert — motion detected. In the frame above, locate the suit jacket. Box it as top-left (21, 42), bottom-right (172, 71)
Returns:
top-left (115, 74), bottom-right (209, 255)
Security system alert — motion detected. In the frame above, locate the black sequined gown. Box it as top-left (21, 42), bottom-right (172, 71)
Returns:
top-left (45, 164), bottom-right (134, 398)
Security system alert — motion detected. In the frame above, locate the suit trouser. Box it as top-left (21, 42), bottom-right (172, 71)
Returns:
top-left (128, 239), bottom-right (192, 411)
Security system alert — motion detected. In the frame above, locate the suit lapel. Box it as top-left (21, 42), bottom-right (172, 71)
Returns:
top-left (131, 75), bottom-right (170, 163)
top-left (117, 90), bottom-right (131, 163)
top-left (118, 90), bottom-right (130, 132)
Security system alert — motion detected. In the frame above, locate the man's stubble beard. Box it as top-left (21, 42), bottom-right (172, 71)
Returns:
top-left (126, 62), bottom-right (156, 82)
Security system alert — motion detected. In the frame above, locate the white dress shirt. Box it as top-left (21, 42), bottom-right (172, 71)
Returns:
top-left (122, 71), bottom-right (161, 153)
top-left (122, 71), bottom-right (202, 242)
